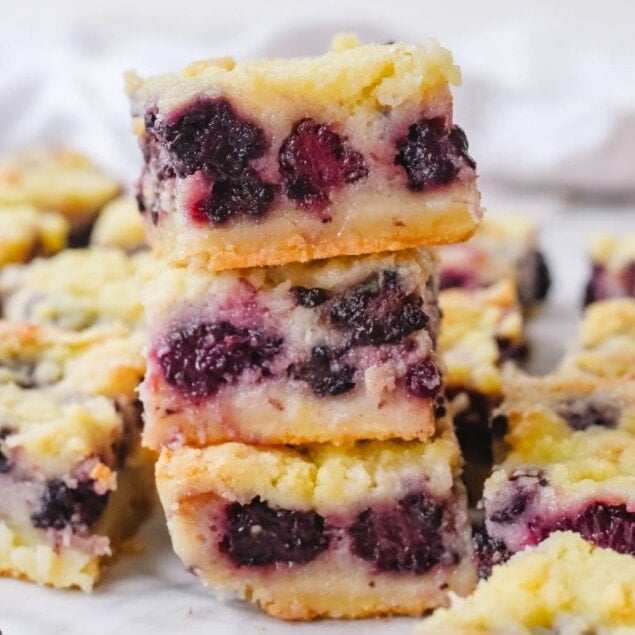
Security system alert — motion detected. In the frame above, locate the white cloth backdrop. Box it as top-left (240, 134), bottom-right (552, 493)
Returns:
top-left (1, 0), bottom-right (634, 197)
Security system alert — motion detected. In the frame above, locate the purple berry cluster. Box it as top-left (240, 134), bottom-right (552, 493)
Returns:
top-left (473, 527), bottom-right (512, 578)
top-left (286, 270), bottom-right (438, 399)
top-left (555, 397), bottom-right (620, 431)
top-left (148, 98), bottom-right (275, 224)
top-left (328, 271), bottom-right (428, 346)
top-left (157, 320), bottom-right (282, 398)
top-left (279, 118), bottom-right (368, 211)
top-left (157, 269), bottom-right (439, 401)
top-left (531, 502), bottom-right (635, 556)
top-left (482, 500), bottom-right (635, 578)
top-left (488, 470), bottom-right (548, 525)
top-left (31, 479), bottom-right (109, 532)
top-left (395, 118), bottom-right (475, 191)
top-left (584, 261), bottom-right (635, 306)
top-left (349, 492), bottom-right (446, 573)
top-left (0, 427), bottom-right (13, 473)
top-left (219, 491), bottom-right (452, 572)
top-left (219, 497), bottom-right (329, 566)
top-left (287, 346), bottom-right (355, 397)
top-left (142, 96), bottom-right (474, 224)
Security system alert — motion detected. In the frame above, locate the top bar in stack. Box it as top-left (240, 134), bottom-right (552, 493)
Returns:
top-left (127, 34), bottom-right (481, 271)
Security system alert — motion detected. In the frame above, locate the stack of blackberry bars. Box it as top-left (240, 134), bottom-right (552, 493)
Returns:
top-left (129, 35), bottom-right (483, 619)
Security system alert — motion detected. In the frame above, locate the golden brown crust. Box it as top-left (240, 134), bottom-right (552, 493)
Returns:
top-left (147, 191), bottom-right (480, 272)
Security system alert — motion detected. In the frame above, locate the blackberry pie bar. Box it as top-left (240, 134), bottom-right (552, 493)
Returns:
top-left (0, 149), bottom-right (121, 245)
top-left (584, 234), bottom-right (635, 305)
top-left (155, 417), bottom-right (475, 620)
top-left (140, 249), bottom-right (443, 448)
top-left (90, 196), bottom-right (147, 253)
top-left (128, 35), bottom-right (481, 271)
top-left (558, 298), bottom-right (635, 381)
top-left (0, 248), bottom-right (148, 330)
top-left (478, 373), bottom-right (635, 578)
top-left (439, 213), bottom-right (551, 313)
top-left (0, 322), bottom-right (152, 590)
top-left (419, 531), bottom-right (635, 635)
top-left (439, 279), bottom-right (525, 498)
top-left (0, 205), bottom-right (68, 267)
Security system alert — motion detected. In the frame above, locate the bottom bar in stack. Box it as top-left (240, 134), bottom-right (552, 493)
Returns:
top-left (477, 373), bottom-right (635, 578)
top-left (155, 416), bottom-right (475, 620)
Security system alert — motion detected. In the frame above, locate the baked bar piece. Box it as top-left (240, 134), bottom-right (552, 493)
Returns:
top-left (558, 298), bottom-right (635, 380)
top-left (439, 279), bottom-right (525, 501)
top-left (0, 248), bottom-right (148, 330)
top-left (0, 205), bottom-right (68, 267)
top-left (418, 531), bottom-right (635, 635)
top-left (438, 213), bottom-right (551, 312)
top-left (90, 196), bottom-right (147, 253)
top-left (0, 388), bottom-right (153, 591)
top-left (440, 279), bottom-right (526, 395)
top-left (156, 418), bottom-right (475, 620)
top-left (141, 249), bottom-right (443, 448)
top-left (127, 34), bottom-right (481, 271)
top-left (478, 373), bottom-right (635, 578)
top-left (584, 235), bottom-right (635, 305)
top-left (0, 322), bottom-right (152, 590)
top-left (0, 321), bottom-right (145, 406)
top-left (0, 149), bottom-right (121, 245)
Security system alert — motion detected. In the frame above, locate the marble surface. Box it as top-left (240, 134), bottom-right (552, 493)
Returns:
top-left (1, 198), bottom-right (634, 634)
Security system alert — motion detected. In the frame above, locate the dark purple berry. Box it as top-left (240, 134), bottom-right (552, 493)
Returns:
top-left (395, 118), bottom-right (474, 191)
top-left (329, 271), bottom-right (428, 346)
top-left (157, 320), bottom-right (282, 398)
top-left (0, 427), bottom-right (13, 473)
top-left (349, 492), bottom-right (445, 573)
top-left (279, 118), bottom-right (368, 209)
top-left (495, 337), bottom-right (529, 364)
top-left (489, 490), bottom-right (532, 524)
top-left (555, 398), bottom-right (620, 431)
top-left (31, 479), bottom-right (109, 531)
top-left (489, 470), bottom-right (548, 525)
top-left (473, 527), bottom-right (512, 579)
top-left (197, 170), bottom-right (276, 224)
top-left (135, 190), bottom-right (146, 214)
top-left (448, 126), bottom-right (476, 168)
top-left (219, 497), bottom-right (329, 566)
top-left (160, 98), bottom-right (268, 178)
top-left (288, 346), bottom-right (355, 397)
top-left (290, 286), bottom-right (330, 308)
top-left (532, 503), bottom-right (635, 556)
top-left (439, 268), bottom-right (478, 291)
top-left (405, 359), bottom-right (442, 398)
top-left (532, 250), bottom-right (551, 302)
top-left (583, 265), bottom-right (608, 307)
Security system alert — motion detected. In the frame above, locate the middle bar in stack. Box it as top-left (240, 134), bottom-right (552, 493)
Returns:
top-left (130, 35), bottom-right (481, 620)
top-left (140, 250), bottom-right (443, 448)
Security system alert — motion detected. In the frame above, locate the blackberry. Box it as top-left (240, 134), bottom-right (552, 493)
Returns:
top-left (219, 497), bottom-right (329, 566)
